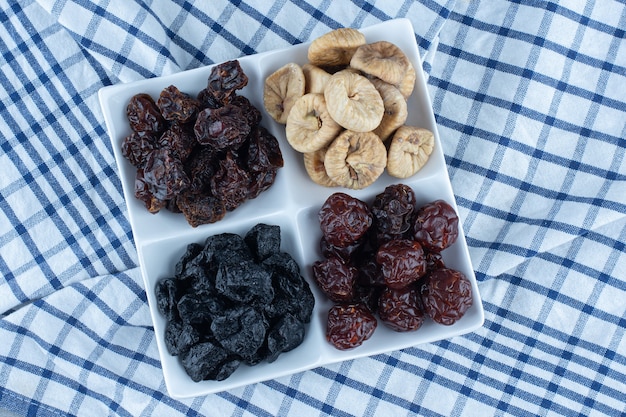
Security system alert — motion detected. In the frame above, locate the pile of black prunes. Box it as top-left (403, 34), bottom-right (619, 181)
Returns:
top-left (154, 223), bottom-right (315, 382)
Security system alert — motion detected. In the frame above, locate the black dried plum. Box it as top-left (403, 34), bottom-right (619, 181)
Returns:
top-left (215, 260), bottom-right (274, 304)
top-left (155, 277), bottom-right (179, 321)
top-left (266, 314), bottom-right (305, 363)
top-left (180, 341), bottom-right (238, 382)
top-left (164, 320), bottom-right (200, 356)
top-left (156, 224), bottom-right (312, 382)
top-left (244, 223), bottom-right (281, 261)
top-left (210, 306), bottom-right (268, 359)
top-left (203, 232), bottom-right (252, 265)
top-left (174, 243), bottom-right (203, 277)
top-left (177, 292), bottom-right (214, 325)
top-left (262, 251), bottom-right (301, 278)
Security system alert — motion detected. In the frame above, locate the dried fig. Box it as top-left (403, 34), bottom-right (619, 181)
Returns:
top-left (285, 93), bottom-right (342, 153)
top-left (263, 62), bottom-right (305, 124)
top-left (370, 78), bottom-right (408, 142)
top-left (307, 28), bottom-right (366, 67)
top-left (324, 70), bottom-right (384, 132)
top-left (397, 62), bottom-right (416, 99)
top-left (324, 130), bottom-right (386, 189)
top-left (350, 41), bottom-right (411, 86)
top-left (302, 64), bottom-right (331, 94)
top-left (386, 126), bottom-right (434, 178)
top-left (303, 146), bottom-right (337, 187)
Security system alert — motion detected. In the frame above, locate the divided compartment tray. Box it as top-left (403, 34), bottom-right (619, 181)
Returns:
top-left (99, 18), bottom-right (485, 399)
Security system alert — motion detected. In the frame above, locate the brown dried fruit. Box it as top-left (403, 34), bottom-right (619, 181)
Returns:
top-left (307, 28), bottom-right (366, 67)
top-left (285, 93), bottom-right (342, 153)
top-left (157, 85), bottom-right (199, 123)
top-left (324, 130), bottom-right (387, 189)
top-left (263, 62), bottom-right (305, 124)
top-left (412, 199), bottom-right (459, 252)
top-left (421, 268), bottom-right (472, 325)
top-left (326, 303), bottom-right (377, 350)
top-left (386, 126), bottom-right (434, 178)
top-left (126, 93), bottom-right (166, 133)
top-left (302, 64), bottom-right (331, 94)
top-left (303, 146), bottom-right (336, 187)
top-left (378, 286), bottom-right (425, 332)
top-left (397, 62), bottom-right (416, 99)
top-left (312, 256), bottom-right (357, 303)
top-left (370, 78), bottom-right (408, 142)
top-left (318, 192), bottom-right (372, 248)
top-left (350, 41), bottom-right (411, 86)
top-left (324, 70), bottom-right (384, 132)
top-left (376, 239), bottom-right (426, 289)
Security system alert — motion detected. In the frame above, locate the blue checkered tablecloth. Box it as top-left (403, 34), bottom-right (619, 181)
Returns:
top-left (1, 0), bottom-right (625, 415)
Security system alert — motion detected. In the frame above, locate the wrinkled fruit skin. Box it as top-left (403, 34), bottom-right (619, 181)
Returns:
top-left (312, 184), bottom-right (472, 349)
top-left (412, 199), bottom-right (459, 252)
top-left (371, 183), bottom-right (416, 238)
top-left (376, 239), bottom-right (426, 289)
top-left (326, 303), bottom-right (377, 350)
top-left (421, 268), bottom-right (472, 325)
top-left (157, 85), bottom-right (199, 123)
top-left (155, 224), bottom-right (314, 382)
top-left (312, 256), bottom-right (358, 302)
top-left (122, 60), bottom-right (282, 226)
top-left (318, 192), bottom-right (372, 248)
top-left (126, 93), bottom-right (166, 133)
top-left (143, 148), bottom-right (190, 201)
top-left (378, 286), bottom-right (425, 332)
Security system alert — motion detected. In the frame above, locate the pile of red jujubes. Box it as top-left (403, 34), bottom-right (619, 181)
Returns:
top-left (312, 184), bottom-right (474, 350)
top-left (121, 60), bottom-right (283, 227)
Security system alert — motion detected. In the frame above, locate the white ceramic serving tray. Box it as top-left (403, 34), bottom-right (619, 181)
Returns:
top-left (99, 18), bottom-right (484, 399)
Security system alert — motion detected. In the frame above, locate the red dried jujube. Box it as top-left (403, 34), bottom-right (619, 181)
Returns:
top-left (421, 267), bottom-right (472, 325)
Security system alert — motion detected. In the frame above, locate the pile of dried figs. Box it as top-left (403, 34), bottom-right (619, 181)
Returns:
top-left (122, 60), bottom-right (283, 227)
top-left (263, 28), bottom-right (434, 189)
top-left (155, 223), bottom-right (315, 382)
top-left (312, 184), bottom-right (474, 350)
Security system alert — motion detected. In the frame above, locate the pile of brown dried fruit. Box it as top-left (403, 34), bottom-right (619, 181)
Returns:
top-left (263, 28), bottom-right (434, 189)
top-left (122, 60), bottom-right (284, 227)
top-left (312, 185), bottom-right (473, 350)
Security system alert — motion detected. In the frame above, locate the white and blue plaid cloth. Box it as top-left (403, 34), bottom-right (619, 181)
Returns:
top-left (1, 0), bottom-right (625, 415)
